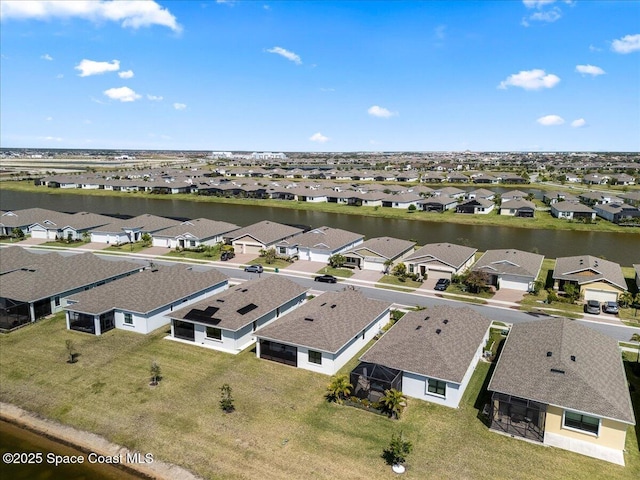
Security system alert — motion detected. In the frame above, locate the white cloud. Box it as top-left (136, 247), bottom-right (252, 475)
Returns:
top-left (75, 59), bottom-right (120, 77)
top-left (523, 0), bottom-right (557, 8)
top-left (611, 34), bottom-right (640, 54)
top-left (0, 1), bottom-right (182, 33)
top-left (118, 69), bottom-right (134, 79)
top-left (42, 136), bottom-right (63, 142)
top-left (575, 64), bottom-right (605, 76)
top-left (528, 7), bottom-right (561, 23)
top-left (45, 116), bottom-right (53, 121)
top-left (173, 103), bottom-right (187, 110)
top-left (571, 118), bottom-right (587, 128)
top-left (367, 105), bottom-right (397, 118)
top-left (56, 73), bottom-right (64, 79)
top-left (434, 25), bottom-right (446, 41)
top-left (103, 86), bottom-right (141, 102)
top-left (266, 46), bottom-right (302, 65)
top-left (498, 69), bottom-right (560, 90)
top-left (589, 44), bottom-right (602, 52)
top-left (537, 114), bottom-right (565, 126)
top-left (147, 94), bottom-right (163, 101)
top-left (41, 53), bottom-right (53, 61)
top-left (309, 132), bottom-right (329, 143)
top-left (320, 87), bottom-right (335, 92)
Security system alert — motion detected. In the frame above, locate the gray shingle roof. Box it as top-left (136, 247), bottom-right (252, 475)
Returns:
top-left (0, 249), bottom-right (141, 302)
top-left (488, 318), bottom-right (635, 424)
top-left (230, 220), bottom-right (303, 246)
top-left (256, 289), bottom-right (391, 353)
top-left (344, 237), bottom-right (416, 260)
top-left (553, 255), bottom-right (627, 290)
top-left (170, 276), bottom-right (307, 331)
top-left (406, 243), bottom-right (477, 269)
top-left (473, 249), bottom-right (544, 278)
top-left (0, 208), bottom-right (73, 229)
top-left (152, 218), bottom-right (239, 240)
top-left (360, 306), bottom-right (491, 383)
top-left (551, 201), bottom-right (595, 213)
top-left (66, 265), bottom-right (228, 315)
top-left (279, 226), bottom-right (363, 250)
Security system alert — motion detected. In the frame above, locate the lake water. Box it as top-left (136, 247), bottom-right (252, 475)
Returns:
top-left (0, 419), bottom-right (143, 480)
top-left (1, 189), bottom-right (639, 264)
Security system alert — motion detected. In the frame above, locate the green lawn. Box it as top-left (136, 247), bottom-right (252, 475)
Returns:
top-left (315, 266), bottom-right (354, 278)
top-left (40, 241), bottom-right (90, 248)
top-left (0, 313), bottom-right (638, 479)
top-left (375, 275), bottom-right (422, 291)
top-left (247, 257), bottom-right (292, 270)
top-left (104, 242), bottom-right (150, 253)
top-left (164, 249), bottom-right (221, 261)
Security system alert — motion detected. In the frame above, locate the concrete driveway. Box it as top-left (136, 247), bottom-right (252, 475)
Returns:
top-left (350, 269), bottom-right (385, 283)
top-left (492, 289), bottom-right (527, 303)
top-left (14, 237), bottom-right (48, 245)
top-left (285, 260), bottom-right (327, 274)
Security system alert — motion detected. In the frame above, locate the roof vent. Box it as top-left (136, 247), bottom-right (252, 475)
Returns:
top-left (320, 302), bottom-right (327, 306)
top-left (241, 288), bottom-right (248, 293)
top-left (436, 329), bottom-right (442, 335)
top-left (443, 319), bottom-right (449, 325)
top-left (424, 316), bottom-right (430, 321)
top-left (304, 317), bottom-right (314, 322)
top-left (550, 368), bottom-right (565, 374)
top-left (570, 355), bottom-right (576, 362)
top-left (415, 325), bottom-right (422, 330)
top-left (330, 304), bottom-right (336, 309)
top-left (216, 299), bottom-right (225, 303)
top-left (546, 351), bottom-right (552, 357)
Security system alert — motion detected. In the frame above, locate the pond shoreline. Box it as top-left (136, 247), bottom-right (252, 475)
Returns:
top-left (0, 402), bottom-right (200, 480)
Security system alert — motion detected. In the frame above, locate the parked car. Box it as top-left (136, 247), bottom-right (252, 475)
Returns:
top-left (434, 278), bottom-right (451, 291)
top-left (244, 265), bottom-right (263, 273)
top-left (602, 301), bottom-right (619, 314)
top-left (314, 274), bottom-right (338, 283)
top-left (584, 300), bottom-right (600, 315)
top-left (220, 251), bottom-right (235, 261)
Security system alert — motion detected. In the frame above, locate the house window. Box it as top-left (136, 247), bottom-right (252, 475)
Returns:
top-left (206, 327), bottom-right (222, 341)
top-left (278, 247), bottom-right (287, 255)
top-left (427, 379), bottom-right (446, 397)
top-left (563, 411), bottom-right (600, 435)
top-left (308, 350), bottom-right (322, 365)
top-left (54, 296), bottom-right (61, 307)
top-left (124, 313), bottom-right (133, 325)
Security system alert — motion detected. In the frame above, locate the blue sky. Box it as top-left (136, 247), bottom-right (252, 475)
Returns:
top-left (1, 1), bottom-right (639, 152)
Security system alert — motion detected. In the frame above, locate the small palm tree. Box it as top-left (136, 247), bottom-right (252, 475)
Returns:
top-left (326, 375), bottom-right (352, 404)
top-left (380, 388), bottom-right (407, 419)
top-left (619, 291), bottom-right (633, 308)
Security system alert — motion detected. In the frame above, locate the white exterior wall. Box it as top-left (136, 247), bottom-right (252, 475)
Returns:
top-left (498, 274), bottom-right (533, 292)
top-left (152, 236), bottom-right (173, 248)
top-left (294, 309), bottom-right (390, 375)
top-left (29, 226), bottom-right (51, 239)
top-left (92, 232), bottom-right (131, 244)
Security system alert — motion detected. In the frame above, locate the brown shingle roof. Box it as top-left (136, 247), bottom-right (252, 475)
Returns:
top-left (553, 255), bottom-right (626, 290)
top-left (170, 276), bottom-right (307, 331)
top-left (344, 237), bottom-right (416, 260)
top-left (279, 226), bottom-right (363, 250)
top-left (406, 243), bottom-right (477, 269)
top-left (230, 220), bottom-right (303, 246)
top-left (488, 318), bottom-right (635, 424)
top-left (66, 265), bottom-right (228, 315)
top-left (152, 218), bottom-right (239, 240)
top-left (473, 249), bottom-right (544, 278)
top-left (256, 290), bottom-right (391, 353)
top-left (360, 306), bottom-right (491, 383)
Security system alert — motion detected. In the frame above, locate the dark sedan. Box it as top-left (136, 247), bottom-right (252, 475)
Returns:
top-left (434, 278), bottom-right (451, 291)
top-left (314, 274), bottom-right (338, 283)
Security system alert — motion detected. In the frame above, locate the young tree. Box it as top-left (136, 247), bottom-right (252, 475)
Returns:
top-left (65, 339), bottom-right (77, 364)
top-left (328, 254), bottom-right (346, 268)
top-left (219, 383), bottom-right (235, 412)
top-left (392, 263), bottom-right (407, 280)
top-left (263, 248), bottom-right (277, 264)
top-left (325, 375), bottom-right (352, 405)
top-left (563, 283), bottom-right (580, 303)
top-left (407, 204), bottom-right (417, 212)
top-left (619, 291), bottom-right (634, 308)
top-left (141, 233), bottom-right (152, 247)
top-left (379, 388), bottom-right (407, 419)
top-left (465, 271), bottom-right (490, 294)
top-left (150, 360), bottom-right (161, 386)
top-left (382, 431), bottom-right (413, 467)
top-left (11, 227), bottom-right (25, 240)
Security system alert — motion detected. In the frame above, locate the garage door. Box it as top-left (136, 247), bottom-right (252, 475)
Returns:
top-left (242, 244), bottom-right (263, 255)
top-left (31, 229), bottom-right (48, 239)
top-left (500, 276), bottom-right (530, 292)
top-left (427, 269), bottom-right (452, 280)
top-left (584, 289), bottom-right (618, 303)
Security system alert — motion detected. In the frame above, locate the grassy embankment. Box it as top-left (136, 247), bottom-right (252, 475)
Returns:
top-left (3, 180), bottom-right (639, 233)
top-left (0, 312), bottom-right (638, 480)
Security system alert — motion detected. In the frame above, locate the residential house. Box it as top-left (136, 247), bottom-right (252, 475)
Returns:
top-left (582, 173), bottom-right (610, 185)
top-left (499, 199), bottom-right (536, 217)
top-left (0, 248), bottom-right (141, 329)
top-left (610, 173), bottom-right (636, 186)
top-left (550, 201), bottom-right (596, 221)
top-left (455, 198), bottom-right (494, 215)
top-left (488, 318), bottom-right (634, 465)
top-left (405, 242), bottom-right (477, 280)
top-left (229, 220), bottom-right (304, 255)
top-left (634, 264), bottom-right (640, 291)
top-left (381, 192), bottom-right (422, 209)
top-left (356, 306), bottom-right (491, 408)
top-left (500, 190), bottom-right (529, 203)
top-left (552, 255), bottom-right (627, 303)
top-left (0, 208), bottom-right (66, 237)
top-left (90, 214), bottom-right (181, 244)
top-left (343, 237), bottom-right (416, 272)
top-left (29, 211), bottom-right (112, 241)
top-left (276, 226), bottom-right (363, 262)
top-left (417, 197), bottom-right (458, 212)
top-left (593, 202), bottom-right (640, 224)
top-left (65, 265), bottom-right (228, 335)
top-left (168, 276), bottom-right (307, 354)
top-left (472, 249), bottom-right (544, 292)
top-left (256, 289), bottom-right (391, 375)
top-left (151, 218), bottom-right (239, 249)
top-left (466, 189), bottom-right (495, 201)
top-left (420, 172), bottom-right (445, 183)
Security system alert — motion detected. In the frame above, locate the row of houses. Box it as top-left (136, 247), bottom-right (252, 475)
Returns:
top-left (544, 190), bottom-right (640, 223)
top-left (0, 246), bottom-right (634, 466)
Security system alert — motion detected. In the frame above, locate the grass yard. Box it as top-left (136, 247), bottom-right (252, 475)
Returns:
top-left (247, 257), bottom-right (292, 270)
top-left (1, 313), bottom-right (638, 480)
top-left (104, 242), bottom-right (150, 253)
top-left (315, 266), bottom-right (354, 278)
top-left (164, 249), bottom-right (221, 261)
top-left (375, 275), bottom-right (422, 292)
top-left (40, 241), bottom-right (89, 248)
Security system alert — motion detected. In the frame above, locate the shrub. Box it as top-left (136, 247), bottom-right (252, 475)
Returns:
top-left (382, 431), bottom-right (413, 466)
top-left (219, 383), bottom-right (235, 413)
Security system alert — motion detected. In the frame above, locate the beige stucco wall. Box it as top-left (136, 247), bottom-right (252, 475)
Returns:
top-left (579, 280), bottom-right (623, 297)
top-left (545, 406), bottom-right (628, 450)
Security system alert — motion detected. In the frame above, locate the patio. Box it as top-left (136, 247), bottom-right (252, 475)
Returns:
top-left (350, 362), bottom-right (402, 403)
top-left (489, 392), bottom-right (545, 443)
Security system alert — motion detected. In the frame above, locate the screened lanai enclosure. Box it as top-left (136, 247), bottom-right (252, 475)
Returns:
top-left (350, 362), bottom-right (402, 403)
top-left (489, 392), bottom-right (546, 443)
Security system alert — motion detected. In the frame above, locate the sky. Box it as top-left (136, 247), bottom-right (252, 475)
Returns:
top-left (1, 0), bottom-right (639, 152)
